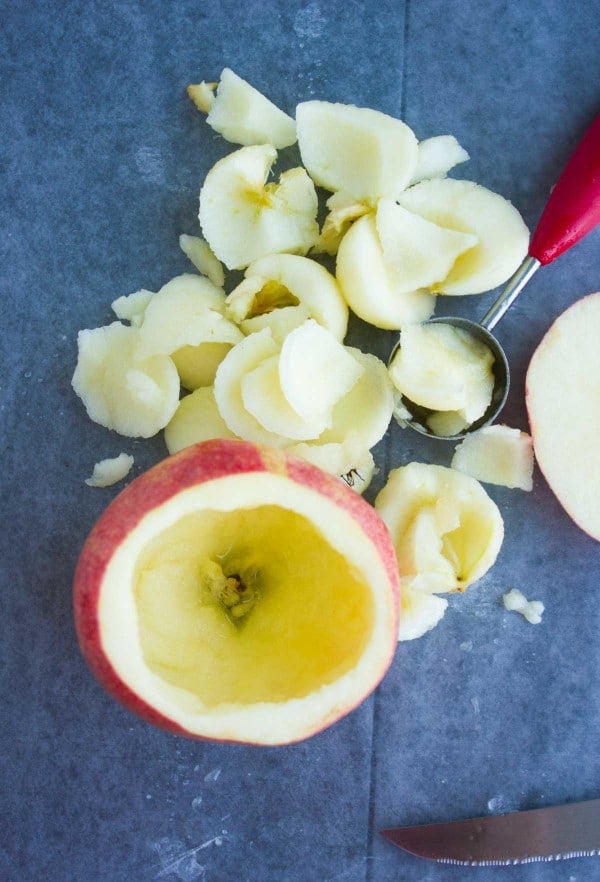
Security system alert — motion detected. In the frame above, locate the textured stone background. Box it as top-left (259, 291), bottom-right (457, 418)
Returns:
top-left (2, 1), bottom-right (600, 880)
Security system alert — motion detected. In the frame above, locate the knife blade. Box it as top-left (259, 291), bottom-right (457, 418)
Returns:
top-left (381, 799), bottom-right (600, 866)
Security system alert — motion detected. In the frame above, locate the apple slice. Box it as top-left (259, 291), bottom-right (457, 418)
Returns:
top-left (312, 192), bottom-right (371, 256)
top-left (296, 101), bottom-right (418, 202)
top-left (375, 462), bottom-right (504, 596)
top-left (171, 342), bottom-right (234, 391)
top-left (398, 179), bottom-right (529, 295)
top-left (179, 235), bottom-right (225, 288)
top-left (376, 198), bottom-right (478, 294)
top-left (201, 67), bottom-right (297, 148)
top-left (451, 424), bottom-right (534, 491)
top-left (526, 292), bottom-right (600, 540)
top-left (213, 328), bottom-right (286, 446)
top-left (278, 321), bottom-right (364, 425)
top-left (238, 304), bottom-right (311, 342)
top-left (409, 135), bottom-right (470, 185)
top-left (164, 387), bottom-right (236, 455)
top-left (72, 322), bottom-right (180, 438)
top-left (227, 253), bottom-right (348, 341)
top-left (73, 438), bottom-right (399, 744)
top-left (317, 349), bottom-right (395, 451)
top-left (241, 355), bottom-right (327, 440)
top-left (336, 214), bottom-right (436, 330)
top-left (398, 588), bottom-right (448, 642)
top-left (111, 289), bottom-right (154, 328)
top-left (199, 145), bottom-right (318, 270)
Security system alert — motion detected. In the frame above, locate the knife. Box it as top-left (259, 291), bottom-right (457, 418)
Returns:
top-left (381, 799), bottom-right (600, 865)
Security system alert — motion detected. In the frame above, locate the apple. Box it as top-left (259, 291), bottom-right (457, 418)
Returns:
top-left (451, 424), bottom-right (534, 491)
top-left (179, 235), bottom-right (225, 288)
top-left (73, 438), bottom-right (400, 744)
top-left (190, 68), bottom-right (297, 149)
top-left (525, 292), bottom-right (600, 540)
top-left (296, 101), bottom-right (419, 202)
top-left (409, 135), bottom-right (469, 185)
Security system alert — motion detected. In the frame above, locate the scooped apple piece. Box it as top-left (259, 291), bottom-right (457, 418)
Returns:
top-left (199, 145), bottom-right (319, 270)
top-left (85, 453), bottom-right (134, 488)
top-left (451, 425), bottom-right (534, 491)
top-left (290, 433), bottom-right (376, 494)
top-left (336, 214), bottom-right (436, 329)
top-left (171, 342), bottom-right (234, 391)
top-left (213, 328), bottom-right (288, 446)
top-left (227, 254), bottom-right (347, 341)
top-left (409, 135), bottom-right (470, 185)
top-left (111, 289), bottom-right (154, 328)
top-left (278, 321), bottom-right (364, 426)
top-left (312, 191), bottom-right (371, 256)
top-left (317, 350), bottom-right (395, 451)
top-left (241, 354), bottom-right (328, 440)
top-left (72, 322), bottom-right (180, 438)
top-left (196, 67), bottom-right (297, 149)
top-left (376, 198), bottom-right (477, 294)
top-left (398, 588), bottom-right (448, 642)
top-left (164, 387), bottom-right (236, 455)
top-left (139, 274), bottom-right (236, 353)
top-left (375, 462), bottom-right (504, 596)
top-left (526, 292), bottom-right (600, 541)
top-left (296, 101), bottom-right (418, 202)
top-left (388, 322), bottom-right (495, 426)
top-left (398, 179), bottom-right (529, 295)
top-left (187, 81), bottom-right (217, 113)
top-left (179, 235), bottom-right (225, 288)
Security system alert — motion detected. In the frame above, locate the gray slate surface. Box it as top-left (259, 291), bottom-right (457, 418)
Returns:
top-left (2, 1), bottom-right (600, 880)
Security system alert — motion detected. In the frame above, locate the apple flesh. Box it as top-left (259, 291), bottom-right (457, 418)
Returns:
top-left (74, 439), bottom-right (399, 745)
top-left (525, 292), bottom-right (600, 540)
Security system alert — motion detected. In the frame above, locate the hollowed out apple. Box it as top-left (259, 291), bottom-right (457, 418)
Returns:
top-left (74, 439), bottom-right (399, 745)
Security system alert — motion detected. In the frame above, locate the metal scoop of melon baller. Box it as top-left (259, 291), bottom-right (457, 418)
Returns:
top-left (390, 112), bottom-right (600, 440)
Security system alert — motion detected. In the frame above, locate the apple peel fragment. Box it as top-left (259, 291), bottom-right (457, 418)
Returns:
top-left (73, 439), bottom-right (400, 745)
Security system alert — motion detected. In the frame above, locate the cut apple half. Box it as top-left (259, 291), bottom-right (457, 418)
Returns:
top-left (296, 101), bottom-right (418, 202)
top-left (73, 439), bottom-right (399, 745)
top-left (199, 145), bottom-right (319, 270)
top-left (336, 214), bottom-right (436, 330)
top-left (398, 179), bottom-right (529, 295)
top-left (227, 253), bottom-right (348, 341)
top-left (204, 67), bottom-right (297, 149)
top-left (526, 292), bottom-right (600, 540)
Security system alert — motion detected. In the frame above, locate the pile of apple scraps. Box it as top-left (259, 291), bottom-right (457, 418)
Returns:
top-left (72, 68), bottom-right (535, 640)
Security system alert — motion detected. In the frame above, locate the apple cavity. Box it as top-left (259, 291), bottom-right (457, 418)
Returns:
top-left (526, 292), bottom-right (600, 540)
top-left (74, 439), bottom-right (399, 745)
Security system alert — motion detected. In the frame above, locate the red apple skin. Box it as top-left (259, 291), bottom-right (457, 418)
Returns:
top-left (74, 438), bottom-right (400, 743)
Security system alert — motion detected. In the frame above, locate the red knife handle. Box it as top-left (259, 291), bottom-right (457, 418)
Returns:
top-left (529, 114), bottom-right (600, 265)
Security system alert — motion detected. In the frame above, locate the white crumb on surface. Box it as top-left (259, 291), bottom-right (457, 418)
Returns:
top-left (85, 453), bottom-right (134, 487)
top-left (502, 588), bottom-right (544, 624)
top-left (203, 767), bottom-right (222, 783)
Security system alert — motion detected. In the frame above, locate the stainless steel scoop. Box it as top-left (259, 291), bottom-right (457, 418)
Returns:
top-left (390, 112), bottom-right (600, 440)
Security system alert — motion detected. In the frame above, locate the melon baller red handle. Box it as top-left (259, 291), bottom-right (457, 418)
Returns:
top-left (481, 112), bottom-right (600, 331)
